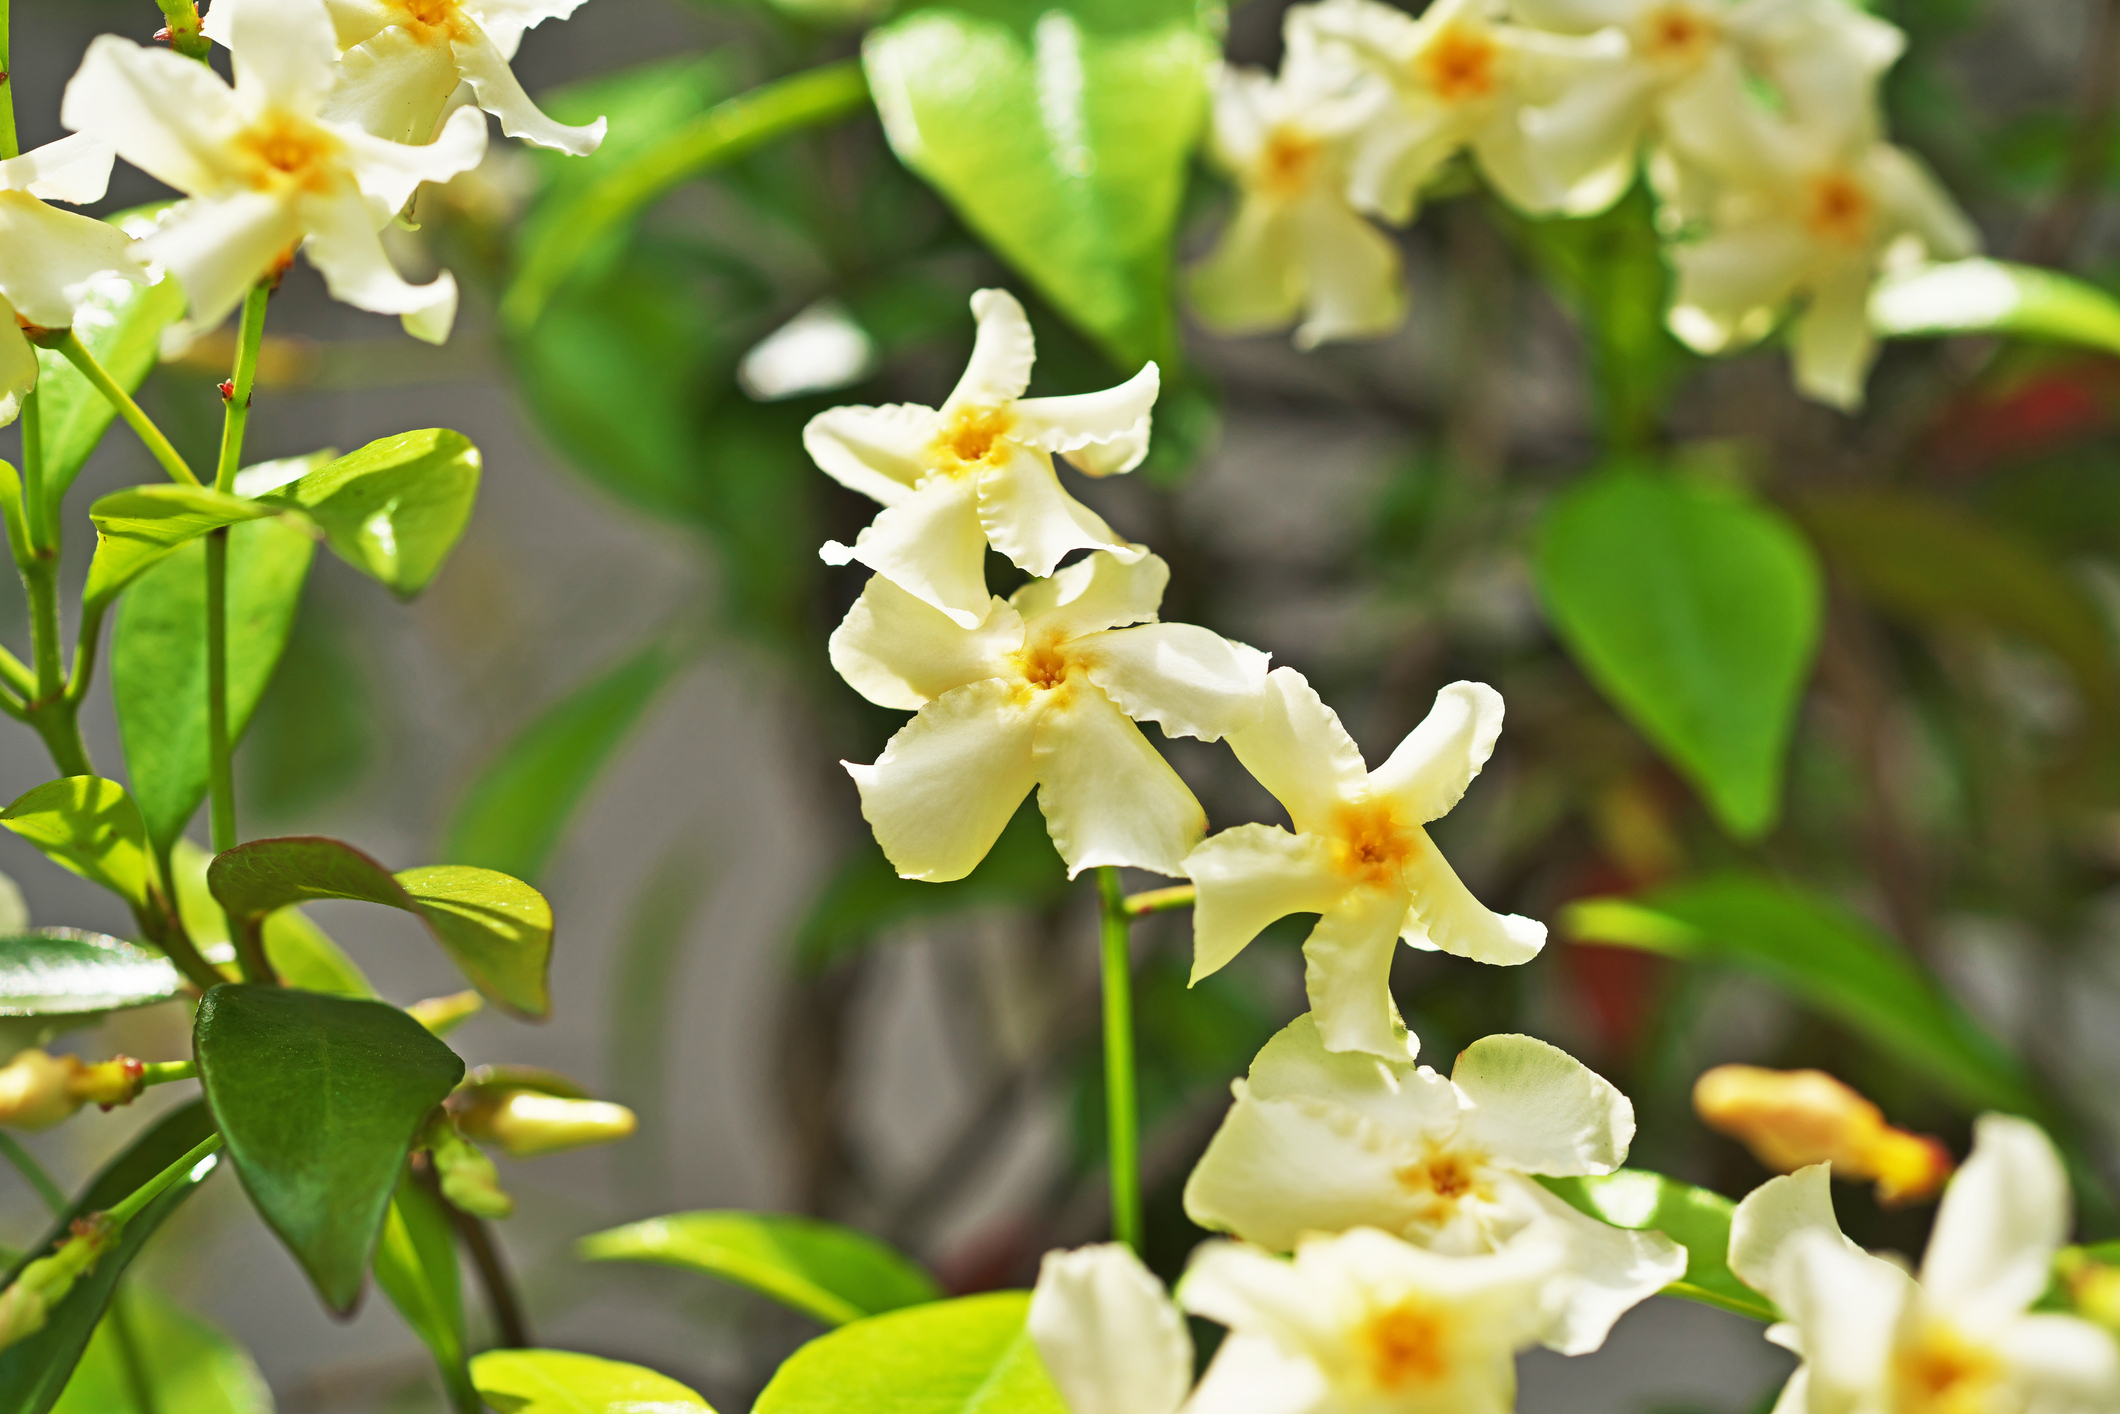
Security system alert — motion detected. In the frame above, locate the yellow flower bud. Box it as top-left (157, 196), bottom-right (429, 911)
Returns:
top-left (0, 1216), bottom-right (114, 1353)
top-left (457, 1090), bottom-right (637, 1158)
top-left (0, 1050), bottom-right (86, 1131)
top-left (1693, 1064), bottom-right (1954, 1205)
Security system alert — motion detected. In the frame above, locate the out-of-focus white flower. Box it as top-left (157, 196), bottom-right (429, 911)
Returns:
top-left (64, 0), bottom-right (487, 346)
top-left (1184, 669), bottom-right (1544, 1058)
top-left (1028, 1244), bottom-right (1193, 1414)
top-left (1288, 0), bottom-right (1632, 221)
top-left (1732, 1115), bottom-right (2120, 1414)
top-left (0, 135), bottom-right (146, 426)
top-left (1189, 64), bottom-right (1406, 349)
top-left (1184, 1015), bottom-right (1684, 1355)
top-left (740, 300), bottom-right (877, 402)
top-left (834, 550), bottom-right (1269, 881)
top-left (1179, 1227), bottom-right (1562, 1414)
top-left (806, 288), bottom-right (1158, 629)
top-left (1656, 59), bottom-right (1976, 409)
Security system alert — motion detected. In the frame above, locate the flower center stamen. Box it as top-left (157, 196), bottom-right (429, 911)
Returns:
top-left (1640, 4), bottom-right (1717, 64)
top-left (1894, 1323), bottom-right (2002, 1414)
top-left (1418, 25), bottom-right (1501, 104)
top-left (1362, 1299), bottom-right (1451, 1390)
top-left (1257, 127), bottom-right (1322, 202)
top-left (1014, 638), bottom-right (1075, 693)
top-left (235, 116), bottom-right (342, 194)
top-left (1803, 171), bottom-right (1873, 246)
top-left (933, 405), bottom-right (1016, 475)
top-left (392, 0), bottom-right (470, 38)
top-left (1330, 798), bottom-right (1418, 885)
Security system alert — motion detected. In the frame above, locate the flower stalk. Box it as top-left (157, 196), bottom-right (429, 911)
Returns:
top-left (206, 280), bottom-right (270, 901)
top-left (1097, 866), bottom-right (1143, 1254)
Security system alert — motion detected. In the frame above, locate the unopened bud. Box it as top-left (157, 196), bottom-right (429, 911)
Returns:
top-left (217, 379), bottom-right (234, 402)
top-left (0, 1216), bottom-right (113, 1353)
top-left (1694, 1065), bottom-right (1954, 1205)
top-left (72, 1057), bottom-right (145, 1111)
top-left (0, 1051), bottom-right (86, 1130)
top-left (429, 1120), bottom-right (513, 1219)
top-left (407, 991), bottom-right (483, 1037)
top-left (457, 1090), bottom-right (637, 1158)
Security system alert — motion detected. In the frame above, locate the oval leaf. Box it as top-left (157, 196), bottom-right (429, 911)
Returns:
top-left (1871, 258), bottom-right (2120, 354)
top-left (0, 778), bottom-right (152, 909)
top-left (52, 1284), bottom-right (272, 1414)
top-left (82, 486), bottom-right (278, 610)
top-left (169, 838), bottom-right (374, 999)
top-left (471, 1349), bottom-right (713, 1413)
top-left (577, 1212), bottom-right (942, 1327)
top-left (256, 430), bottom-right (481, 598)
top-left (0, 930), bottom-right (182, 1019)
top-left (755, 1291), bottom-right (1066, 1414)
top-left (193, 986), bottom-right (464, 1314)
top-left (1533, 469), bottom-right (1822, 839)
top-left (1538, 1169), bottom-right (1775, 1322)
top-left (374, 1173), bottom-right (477, 1411)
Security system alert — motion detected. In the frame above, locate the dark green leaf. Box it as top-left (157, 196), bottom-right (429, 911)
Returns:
top-left (257, 430), bottom-right (481, 598)
top-left (112, 517), bottom-right (316, 855)
top-left (0, 778), bottom-right (153, 909)
top-left (81, 486), bottom-right (277, 610)
top-left (1539, 1169), bottom-right (1776, 1322)
top-left (577, 1212), bottom-right (942, 1326)
top-left (1533, 469), bottom-right (1822, 838)
top-left (169, 838), bottom-right (373, 998)
top-left (51, 1283), bottom-right (271, 1414)
top-left (1871, 258), bottom-right (2120, 354)
top-left (193, 986), bottom-right (464, 1314)
top-left (754, 1291), bottom-right (1066, 1414)
top-left (35, 250), bottom-right (187, 504)
top-left (374, 1173), bottom-right (477, 1412)
top-left (0, 930), bottom-right (182, 1019)
top-left (0, 1101), bottom-right (221, 1414)
top-left (471, 1349), bottom-right (713, 1413)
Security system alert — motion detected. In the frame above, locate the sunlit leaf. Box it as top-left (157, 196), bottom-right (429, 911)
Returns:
top-left (169, 838), bottom-right (373, 998)
top-left (1871, 258), bottom-right (2120, 354)
top-left (81, 486), bottom-right (277, 610)
top-left (471, 1349), bottom-right (713, 1413)
top-left (35, 250), bottom-right (186, 505)
top-left (374, 1172), bottom-right (476, 1412)
top-left (51, 1283), bottom-right (272, 1414)
top-left (0, 778), bottom-right (153, 909)
top-left (754, 1291), bottom-right (1066, 1414)
top-left (1539, 1169), bottom-right (1775, 1322)
top-left (257, 430), bottom-right (480, 598)
top-left (0, 930), bottom-right (182, 1020)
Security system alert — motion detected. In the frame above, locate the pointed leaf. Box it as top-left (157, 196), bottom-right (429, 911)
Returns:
top-left (256, 430), bottom-right (481, 598)
top-left (1538, 1169), bottom-right (1775, 1322)
top-left (81, 486), bottom-right (278, 610)
top-left (577, 1212), bottom-right (942, 1327)
top-left (52, 1284), bottom-right (272, 1414)
top-left (0, 778), bottom-right (152, 909)
top-left (1533, 469), bottom-right (1822, 838)
top-left (1872, 258), bottom-right (2120, 355)
top-left (374, 1173), bottom-right (477, 1412)
top-left (193, 985), bottom-right (464, 1314)
top-left (754, 1291), bottom-right (1066, 1414)
top-left (0, 930), bottom-right (182, 1019)
top-left (471, 1350), bottom-right (713, 1413)
top-left (169, 838), bottom-right (372, 998)
top-left (35, 242), bottom-right (186, 505)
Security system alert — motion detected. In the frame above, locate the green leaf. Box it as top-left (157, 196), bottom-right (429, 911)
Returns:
top-left (51, 1284), bottom-right (272, 1414)
top-left (207, 837), bottom-right (552, 1016)
top-left (168, 838), bottom-right (373, 998)
top-left (577, 1212), bottom-right (942, 1327)
top-left (112, 517), bottom-right (317, 855)
top-left (81, 486), bottom-right (278, 610)
top-left (443, 642), bottom-right (683, 884)
top-left (0, 1101), bottom-right (221, 1414)
top-left (0, 778), bottom-right (153, 909)
top-left (1871, 258), bottom-right (2120, 355)
top-left (1564, 873), bottom-right (2043, 1117)
top-left (863, 4), bottom-right (1217, 367)
top-left (0, 930), bottom-right (182, 1020)
top-left (35, 255), bottom-right (187, 505)
top-left (374, 1172), bottom-right (476, 1412)
top-left (193, 985), bottom-right (464, 1314)
top-left (754, 1291), bottom-right (1067, 1414)
top-left (1533, 469), bottom-right (1822, 838)
top-left (1539, 1169), bottom-right (1776, 1322)
top-left (471, 1349), bottom-right (713, 1413)
top-left (256, 430), bottom-right (481, 598)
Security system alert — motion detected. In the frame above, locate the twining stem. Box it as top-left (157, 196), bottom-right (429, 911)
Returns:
top-left (104, 1132), bottom-right (221, 1229)
top-left (447, 1201), bottom-right (533, 1348)
top-left (0, 0), bottom-right (17, 162)
top-left (151, 0), bottom-right (212, 63)
top-left (1096, 867), bottom-right (1143, 1253)
top-left (0, 1131), bottom-right (66, 1214)
top-left (53, 333), bottom-right (199, 488)
top-left (109, 1284), bottom-right (162, 1414)
top-left (213, 285), bottom-right (269, 495)
top-left (206, 281), bottom-right (268, 913)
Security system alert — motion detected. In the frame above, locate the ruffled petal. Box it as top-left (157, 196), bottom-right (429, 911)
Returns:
top-left (1227, 667), bottom-right (1370, 838)
top-left (0, 313), bottom-right (38, 429)
top-left (1727, 1163), bottom-right (1852, 1304)
top-left (1869, 143), bottom-right (1979, 261)
top-left (1401, 832), bottom-right (1545, 964)
top-left (1368, 681), bottom-right (1504, 824)
top-left (1516, 63), bottom-right (1652, 216)
top-left (1028, 1245), bottom-right (1193, 1414)
top-left (1175, 1333), bottom-right (1329, 1414)
top-left (1774, 1229), bottom-right (1912, 1410)
top-left (339, 102), bottom-right (489, 216)
top-left (297, 184), bottom-right (459, 341)
top-left (1033, 683), bottom-right (1206, 878)
top-left (1012, 547), bottom-right (1167, 639)
top-left (1012, 362), bottom-right (1159, 477)
top-left (1185, 825), bottom-right (1349, 983)
top-left (828, 475), bottom-right (993, 630)
top-left (1920, 1114), bottom-right (2069, 1329)
top-left (944, 287), bottom-right (1036, 412)
top-left (1290, 189), bottom-right (1406, 349)
top-left (143, 192), bottom-right (305, 340)
top-left (321, 24), bottom-right (463, 145)
top-left (1080, 623), bottom-right (1271, 744)
top-left (827, 574), bottom-right (1020, 710)
top-left (1995, 1314), bottom-right (2120, 1412)
top-left (1243, 1012), bottom-right (1450, 1123)
top-left (803, 403), bottom-right (939, 508)
top-left (1514, 1180), bottom-right (1687, 1356)
top-left (1450, 1034), bottom-right (1632, 1176)
top-left (1188, 195), bottom-right (1304, 338)
top-left (1740, 0), bottom-right (1902, 146)
top-left (453, 20), bottom-right (606, 155)
top-left (0, 134), bottom-right (117, 204)
top-left (62, 36), bottom-right (246, 198)
top-left (976, 443), bottom-right (1133, 579)
top-left (313, 0), bottom-right (400, 50)
top-left (846, 678), bottom-right (1040, 882)
top-left (1178, 1241), bottom-right (1340, 1355)
top-left (1303, 883), bottom-right (1415, 1057)
top-left (225, 0), bottom-right (340, 115)
top-left (1668, 219), bottom-right (1815, 354)
top-left (0, 194), bottom-right (147, 328)
top-left (1789, 255), bottom-right (1876, 411)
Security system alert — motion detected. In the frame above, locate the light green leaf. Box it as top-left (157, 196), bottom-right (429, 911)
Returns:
top-left (374, 1173), bottom-right (476, 1412)
top-left (577, 1212), bottom-right (942, 1327)
top-left (443, 642), bottom-right (683, 884)
top-left (52, 1283), bottom-right (272, 1414)
top-left (864, 4), bottom-right (1216, 367)
top-left (471, 1349), bottom-right (713, 1413)
top-left (1871, 258), bottom-right (2120, 354)
top-left (111, 517), bottom-right (317, 855)
top-left (193, 986), bottom-right (464, 1315)
top-left (168, 838), bottom-right (372, 998)
top-left (1539, 1169), bottom-right (1775, 1322)
top-left (81, 485), bottom-right (278, 610)
top-left (256, 430), bottom-right (480, 598)
top-left (1533, 469), bottom-right (1822, 838)
top-left (754, 1291), bottom-right (1066, 1414)
top-left (35, 255), bottom-right (186, 505)
top-left (0, 929), bottom-right (182, 1020)
top-left (0, 778), bottom-right (153, 909)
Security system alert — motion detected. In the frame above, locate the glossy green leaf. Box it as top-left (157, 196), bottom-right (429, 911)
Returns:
top-left (374, 1173), bottom-right (476, 1412)
top-left (0, 930), bottom-right (182, 1019)
top-left (1871, 258), bottom-right (2120, 354)
top-left (1533, 470), bottom-right (1822, 838)
top-left (256, 430), bottom-right (481, 598)
top-left (443, 642), bottom-right (683, 883)
top-left (577, 1212), bottom-right (942, 1327)
top-left (754, 1291), bottom-right (1066, 1414)
top-left (0, 778), bottom-right (153, 909)
top-left (864, 4), bottom-right (1216, 367)
top-left (1539, 1169), bottom-right (1775, 1322)
top-left (207, 837), bottom-right (552, 1016)
top-left (34, 251), bottom-right (186, 504)
top-left (81, 486), bottom-right (277, 610)
top-left (112, 517), bottom-right (316, 855)
top-left (1565, 873), bottom-right (2043, 1117)
top-left (169, 838), bottom-right (372, 998)
top-left (51, 1284), bottom-right (272, 1414)
top-left (193, 985), bottom-right (464, 1314)
top-left (471, 1349), bottom-right (713, 1413)
top-left (0, 1101), bottom-right (222, 1414)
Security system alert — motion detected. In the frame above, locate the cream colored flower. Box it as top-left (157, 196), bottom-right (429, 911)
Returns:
top-left (1732, 1115), bottom-right (2120, 1414)
top-left (1189, 63), bottom-right (1406, 349)
top-left (1179, 1227), bottom-right (1562, 1414)
top-left (1184, 669), bottom-right (1544, 1058)
top-left (807, 288), bottom-right (1158, 629)
top-left (835, 550), bottom-right (1269, 881)
top-left (63, 0), bottom-right (486, 346)
top-left (1029, 1244), bottom-right (1193, 1414)
top-left (0, 134), bottom-right (146, 426)
top-left (1184, 1015), bottom-right (1683, 1355)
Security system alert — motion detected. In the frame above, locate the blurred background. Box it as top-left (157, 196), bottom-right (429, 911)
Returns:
top-left (4, 0), bottom-right (2119, 1409)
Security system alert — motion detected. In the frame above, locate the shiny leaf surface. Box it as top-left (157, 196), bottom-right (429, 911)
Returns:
top-left (0, 778), bottom-right (152, 909)
top-left (754, 1291), bottom-right (1065, 1414)
top-left (1871, 258), bottom-right (2120, 354)
top-left (81, 486), bottom-right (276, 610)
top-left (374, 1173), bottom-right (476, 1411)
top-left (34, 249), bottom-right (186, 504)
top-left (1540, 1169), bottom-right (1775, 1321)
top-left (0, 930), bottom-right (182, 1018)
top-left (471, 1349), bottom-right (713, 1413)
top-left (257, 430), bottom-right (480, 598)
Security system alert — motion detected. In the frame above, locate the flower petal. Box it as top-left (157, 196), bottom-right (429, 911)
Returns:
top-left (828, 574), bottom-right (1020, 710)
top-left (1789, 256), bottom-right (1876, 412)
top-left (1188, 196), bottom-right (1305, 339)
top-left (1244, 1011), bottom-right (1446, 1119)
top-left (1176, 1333), bottom-right (1329, 1414)
top-left (340, 102), bottom-right (490, 215)
top-left (1227, 667), bottom-right (1370, 838)
top-left (1514, 1179), bottom-right (1687, 1355)
top-left (1995, 1314), bottom-right (2120, 1411)
top-left (1033, 683), bottom-right (1205, 878)
top-left (1450, 1033), bottom-right (1632, 1176)
top-left (846, 678), bottom-right (1039, 882)
top-left (1402, 832), bottom-right (1544, 964)
top-left (1184, 824), bottom-right (1348, 984)
top-left (226, 0), bottom-right (340, 114)
top-left (1668, 219), bottom-right (1815, 354)
top-left (1869, 143), bottom-right (1978, 261)
top-left (0, 134), bottom-right (116, 205)
top-left (1081, 623), bottom-right (1271, 743)
top-left (1303, 883), bottom-right (1415, 1057)
top-left (0, 193), bottom-right (146, 327)
top-left (62, 35), bottom-right (245, 198)
top-left (803, 403), bottom-right (939, 508)
top-left (453, 20), bottom-right (606, 155)
top-left (1012, 362), bottom-right (1160, 478)
top-left (944, 287), bottom-right (1036, 412)
top-left (1744, 0), bottom-right (1902, 147)
top-left (1290, 190), bottom-right (1406, 349)
top-left (1028, 1244), bottom-right (1193, 1414)
top-left (144, 192), bottom-right (305, 340)
top-left (830, 475), bottom-right (993, 630)
top-left (322, 25), bottom-right (463, 145)
top-left (1919, 1114), bottom-right (2069, 1328)
top-left (298, 184), bottom-right (459, 341)
top-left (1517, 63), bottom-right (1655, 215)
top-left (1368, 680), bottom-right (1504, 824)
top-left (1012, 547), bottom-right (1167, 639)
top-left (0, 315), bottom-right (38, 429)
top-left (1727, 1163), bottom-right (1852, 1304)
top-left (313, 0), bottom-right (400, 50)
top-left (1774, 1229), bottom-right (1913, 1409)
top-left (1179, 1240), bottom-right (1340, 1356)
top-left (976, 443), bottom-right (1133, 579)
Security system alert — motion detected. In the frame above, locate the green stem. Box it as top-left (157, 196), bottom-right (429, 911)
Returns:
top-left (104, 1132), bottom-right (220, 1229)
top-left (0, 0), bottom-right (17, 162)
top-left (151, 0), bottom-right (211, 63)
top-left (1124, 884), bottom-right (1196, 918)
top-left (205, 528), bottom-right (235, 855)
top-left (66, 600), bottom-right (106, 706)
top-left (20, 385), bottom-right (42, 553)
top-left (53, 333), bottom-right (199, 488)
top-left (109, 1283), bottom-right (162, 1414)
top-left (213, 285), bottom-right (268, 495)
top-left (0, 1131), bottom-right (66, 1214)
top-left (138, 1060), bottom-right (197, 1088)
top-left (1096, 867), bottom-right (1142, 1253)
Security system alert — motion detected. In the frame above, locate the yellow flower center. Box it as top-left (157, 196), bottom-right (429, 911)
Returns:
top-left (1803, 170), bottom-right (1874, 247)
top-left (1639, 3), bottom-right (1718, 65)
top-left (1362, 1298), bottom-right (1451, 1390)
top-left (1893, 1323), bottom-right (2002, 1414)
top-left (1417, 24), bottom-right (1502, 104)
top-left (930, 405), bottom-right (1017, 477)
top-left (1394, 1141), bottom-right (1497, 1228)
top-left (1330, 798), bottom-right (1420, 886)
top-left (1256, 127), bottom-right (1322, 202)
top-left (389, 0), bottom-right (473, 40)
top-left (234, 114), bottom-right (343, 195)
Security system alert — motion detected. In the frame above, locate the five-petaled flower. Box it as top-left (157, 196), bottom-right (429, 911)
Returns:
top-left (806, 288), bottom-right (1159, 629)
top-left (1184, 669), bottom-right (1544, 1058)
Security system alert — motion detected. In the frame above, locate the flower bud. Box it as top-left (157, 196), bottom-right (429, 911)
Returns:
top-left (456, 1090), bottom-right (637, 1158)
top-left (0, 1050), bottom-right (86, 1131)
top-left (0, 1216), bottom-right (114, 1353)
top-left (407, 991), bottom-right (484, 1037)
top-left (430, 1122), bottom-right (514, 1219)
top-left (1693, 1064), bottom-right (1953, 1205)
